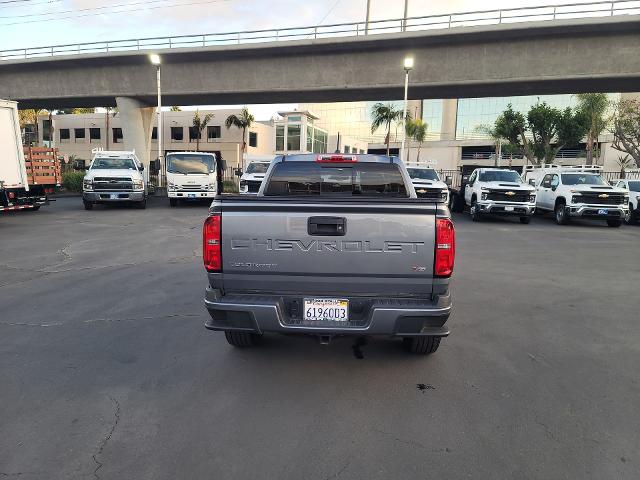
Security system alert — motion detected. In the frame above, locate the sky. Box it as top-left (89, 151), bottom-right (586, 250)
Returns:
top-left (0, 0), bottom-right (607, 119)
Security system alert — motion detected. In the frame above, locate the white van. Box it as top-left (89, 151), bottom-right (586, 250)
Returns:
top-left (166, 151), bottom-right (217, 206)
top-left (239, 156), bottom-right (273, 194)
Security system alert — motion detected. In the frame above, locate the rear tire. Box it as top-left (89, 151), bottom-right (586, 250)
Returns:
top-left (224, 331), bottom-right (260, 348)
top-left (471, 198), bottom-right (482, 222)
top-left (136, 198), bottom-right (147, 209)
top-left (83, 201), bottom-right (93, 210)
top-left (169, 198), bottom-right (178, 207)
top-left (450, 193), bottom-right (465, 213)
top-left (403, 336), bottom-right (441, 355)
top-left (519, 216), bottom-right (531, 224)
top-left (554, 201), bottom-right (569, 225)
top-left (624, 204), bottom-right (634, 224)
top-left (607, 219), bottom-right (622, 228)
top-left (31, 205), bottom-right (41, 211)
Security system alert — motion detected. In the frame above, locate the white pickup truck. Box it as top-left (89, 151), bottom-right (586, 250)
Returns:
top-left (239, 158), bottom-right (272, 194)
top-left (82, 149), bottom-right (147, 210)
top-left (524, 165), bottom-right (629, 227)
top-left (166, 151), bottom-right (217, 206)
top-left (405, 163), bottom-right (449, 203)
top-left (614, 178), bottom-right (640, 224)
top-left (461, 168), bottom-right (536, 223)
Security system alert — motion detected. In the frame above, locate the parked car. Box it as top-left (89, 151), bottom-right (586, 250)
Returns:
top-left (461, 168), bottom-right (536, 223)
top-left (524, 165), bottom-right (629, 227)
top-left (239, 157), bottom-right (273, 194)
top-left (405, 162), bottom-right (449, 203)
top-left (613, 178), bottom-right (640, 224)
top-left (82, 149), bottom-right (147, 210)
top-left (166, 151), bottom-right (218, 206)
top-left (202, 153), bottom-right (455, 355)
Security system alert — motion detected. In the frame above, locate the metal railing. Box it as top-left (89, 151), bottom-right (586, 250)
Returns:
top-left (1, 0), bottom-right (639, 61)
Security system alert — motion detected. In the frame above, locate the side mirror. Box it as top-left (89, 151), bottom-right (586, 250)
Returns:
top-left (551, 184), bottom-right (558, 191)
top-left (235, 168), bottom-right (243, 177)
top-left (528, 179), bottom-right (536, 186)
top-left (139, 164), bottom-right (144, 171)
top-left (445, 176), bottom-right (452, 187)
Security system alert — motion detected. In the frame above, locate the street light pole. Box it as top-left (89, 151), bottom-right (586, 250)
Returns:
top-left (402, 0), bottom-right (409, 31)
top-left (150, 54), bottom-right (163, 187)
top-left (365, 0), bottom-right (371, 34)
top-left (400, 56), bottom-right (413, 162)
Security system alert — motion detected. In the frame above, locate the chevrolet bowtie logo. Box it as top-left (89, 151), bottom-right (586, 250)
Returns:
top-left (598, 193), bottom-right (609, 198)
top-left (505, 191), bottom-right (516, 196)
top-left (417, 189), bottom-right (426, 194)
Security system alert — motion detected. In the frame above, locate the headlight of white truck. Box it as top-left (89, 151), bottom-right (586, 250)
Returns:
top-left (529, 194), bottom-right (536, 203)
top-left (133, 180), bottom-right (144, 190)
top-left (481, 192), bottom-right (488, 201)
top-left (83, 178), bottom-right (93, 191)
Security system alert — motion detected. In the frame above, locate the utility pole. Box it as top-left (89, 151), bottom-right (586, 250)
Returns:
top-left (403, 0), bottom-right (409, 32)
top-left (365, 0), bottom-right (371, 34)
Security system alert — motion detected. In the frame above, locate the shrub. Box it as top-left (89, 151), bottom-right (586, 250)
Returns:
top-left (223, 180), bottom-right (238, 193)
top-left (62, 171), bottom-right (85, 192)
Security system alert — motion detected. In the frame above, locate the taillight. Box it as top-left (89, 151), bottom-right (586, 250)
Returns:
top-left (434, 218), bottom-right (455, 277)
top-left (316, 155), bottom-right (357, 163)
top-left (203, 214), bottom-right (222, 272)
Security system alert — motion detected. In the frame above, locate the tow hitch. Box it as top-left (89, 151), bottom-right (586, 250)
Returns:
top-left (318, 335), bottom-right (332, 345)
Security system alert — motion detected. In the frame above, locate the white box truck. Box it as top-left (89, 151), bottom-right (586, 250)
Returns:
top-left (1, 99), bottom-right (57, 212)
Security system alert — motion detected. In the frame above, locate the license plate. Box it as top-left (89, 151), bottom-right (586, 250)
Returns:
top-left (188, 193), bottom-right (196, 198)
top-left (110, 194), bottom-right (118, 199)
top-left (304, 298), bottom-right (349, 322)
top-left (598, 209), bottom-right (609, 215)
top-left (504, 206), bottom-right (514, 212)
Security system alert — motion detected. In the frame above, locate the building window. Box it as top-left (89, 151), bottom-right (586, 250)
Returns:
top-left (276, 125), bottom-right (285, 151)
top-left (287, 116), bottom-right (302, 122)
top-left (42, 120), bottom-right (52, 143)
top-left (360, 149), bottom-right (366, 154)
top-left (189, 126), bottom-right (200, 142)
top-left (344, 146), bottom-right (350, 154)
top-left (59, 128), bottom-right (70, 142)
top-left (171, 126), bottom-right (183, 142)
top-left (113, 128), bottom-right (123, 143)
top-left (89, 128), bottom-right (101, 141)
top-left (313, 129), bottom-right (327, 153)
top-left (287, 124), bottom-right (301, 151)
top-left (207, 125), bottom-right (221, 141)
top-left (249, 132), bottom-right (258, 148)
top-left (306, 126), bottom-right (314, 152)
top-left (74, 128), bottom-right (85, 141)
top-left (151, 127), bottom-right (157, 140)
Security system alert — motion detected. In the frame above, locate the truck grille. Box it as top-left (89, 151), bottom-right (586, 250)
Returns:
top-left (415, 188), bottom-right (447, 200)
top-left (578, 192), bottom-right (625, 205)
top-left (487, 190), bottom-right (530, 202)
top-left (92, 177), bottom-right (133, 191)
top-left (247, 180), bottom-right (261, 193)
top-left (179, 185), bottom-right (203, 191)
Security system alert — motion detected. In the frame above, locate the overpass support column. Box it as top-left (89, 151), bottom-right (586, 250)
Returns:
top-left (115, 97), bottom-right (155, 183)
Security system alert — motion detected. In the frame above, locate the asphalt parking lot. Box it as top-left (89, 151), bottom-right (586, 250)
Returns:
top-left (1, 197), bottom-right (639, 479)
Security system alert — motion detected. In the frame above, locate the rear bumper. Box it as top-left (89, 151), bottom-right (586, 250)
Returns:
top-left (83, 191), bottom-right (145, 202)
top-left (204, 287), bottom-right (451, 337)
top-left (477, 201), bottom-right (535, 216)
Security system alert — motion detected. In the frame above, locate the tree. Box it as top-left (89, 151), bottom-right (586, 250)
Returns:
top-left (225, 107), bottom-right (255, 160)
top-left (18, 108), bottom-right (47, 146)
top-left (170, 106), bottom-right (181, 112)
top-left (616, 154), bottom-right (634, 179)
top-left (192, 110), bottom-right (213, 151)
top-left (528, 103), bottom-right (589, 164)
top-left (576, 93), bottom-right (610, 165)
top-left (611, 99), bottom-right (640, 168)
top-left (493, 104), bottom-right (535, 164)
top-left (370, 102), bottom-right (403, 156)
top-left (405, 118), bottom-right (428, 162)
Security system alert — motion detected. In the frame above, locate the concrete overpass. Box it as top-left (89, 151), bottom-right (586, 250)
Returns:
top-left (2, 15), bottom-right (640, 168)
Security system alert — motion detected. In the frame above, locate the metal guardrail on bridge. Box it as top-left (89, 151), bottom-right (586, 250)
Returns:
top-left (1, 0), bottom-right (639, 61)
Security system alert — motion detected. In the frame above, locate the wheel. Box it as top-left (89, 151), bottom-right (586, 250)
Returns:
top-left (624, 204), bottom-right (635, 224)
top-left (83, 201), bottom-right (93, 210)
top-left (519, 216), bottom-right (531, 224)
top-left (607, 219), bottom-right (622, 228)
top-left (169, 198), bottom-right (178, 207)
top-left (402, 336), bottom-right (441, 355)
top-left (470, 198), bottom-right (482, 222)
top-left (554, 202), bottom-right (569, 225)
top-left (450, 193), bottom-right (465, 213)
top-left (31, 205), bottom-right (41, 211)
top-left (224, 331), bottom-right (260, 348)
top-left (136, 198), bottom-right (147, 209)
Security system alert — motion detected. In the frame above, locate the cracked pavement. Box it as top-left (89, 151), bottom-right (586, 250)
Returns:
top-left (1, 197), bottom-right (639, 479)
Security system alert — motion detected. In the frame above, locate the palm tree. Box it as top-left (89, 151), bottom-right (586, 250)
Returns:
top-left (370, 102), bottom-right (403, 156)
top-left (406, 118), bottom-right (428, 162)
top-left (576, 93), bottom-right (610, 165)
top-left (192, 110), bottom-right (213, 150)
top-left (225, 107), bottom-right (255, 161)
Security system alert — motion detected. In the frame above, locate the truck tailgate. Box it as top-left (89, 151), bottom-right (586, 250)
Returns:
top-left (216, 199), bottom-right (437, 297)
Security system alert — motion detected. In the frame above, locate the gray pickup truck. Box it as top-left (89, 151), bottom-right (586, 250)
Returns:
top-left (202, 154), bottom-right (455, 355)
